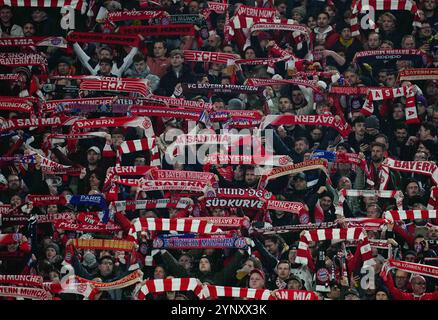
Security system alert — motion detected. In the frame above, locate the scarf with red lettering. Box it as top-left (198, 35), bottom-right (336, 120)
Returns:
top-left (0, 52), bottom-right (47, 72)
top-left (40, 97), bottom-right (117, 114)
top-left (146, 94), bottom-right (213, 110)
top-left (43, 282), bottom-right (98, 300)
top-left (399, 68), bottom-right (438, 81)
top-left (116, 137), bottom-right (161, 167)
top-left (247, 77), bottom-right (321, 92)
top-left (329, 86), bottom-right (375, 95)
top-left (350, 0), bottom-right (421, 37)
top-left (127, 218), bottom-right (221, 241)
top-left (74, 269), bottom-right (143, 291)
top-left (386, 259), bottom-right (438, 279)
top-left (0, 73), bottom-right (19, 80)
top-left (0, 36), bottom-right (67, 48)
top-left (71, 116), bottom-right (155, 138)
top-left (380, 158), bottom-right (438, 190)
top-left (67, 32), bottom-right (141, 47)
top-left (119, 24), bottom-right (195, 36)
top-left (79, 77), bottom-right (150, 97)
top-left (182, 217), bottom-right (248, 229)
top-left (353, 49), bottom-right (428, 66)
top-left (361, 85), bottom-right (418, 124)
top-left (111, 198), bottom-right (193, 213)
top-left (258, 159), bottom-right (329, 188)
top-left (295, 228), bottom-right (374, 267)
top-left (261, 114), bottom-right (351, 138)
top-left (0, 275), bottom-right (43, 288)
top-left (0, 286), bottom-right (52, 300)
top-left (134, 278), bottom-right (203, 300)
top-left (0, 97), bottom-right (34, 114)
top-left (0, 0), bottom-right (87, 13)
top-left (107, 10), bottom-right (164, 22)
top-left (130, 106), bottom-right (201, 120)
top-left (336, 189), bottom-right (404, 216)
top-left (383, 210), bottom-right (438, 221)
top-left (183, 50), bottom-right (239, 65)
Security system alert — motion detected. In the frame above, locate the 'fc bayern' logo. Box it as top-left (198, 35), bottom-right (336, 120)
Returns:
top-left (161, 17), bottom-right (170, 25)
top-left (142, 119), bottom-right (152, 129)
top-left (12, 233), bottom-right (22, 242)
top-left (299, 214), bottom-right (309, 224)
top-left (278, 156), bottom-right (289, 166)
top-left (51, 37), bottom-right (62, 45)
top-left (152, 238), bottom-right (164, 249)
top-left (234, 238), bottom-right (247, 249)
top-left (316, 268), bottom-right (330, 283)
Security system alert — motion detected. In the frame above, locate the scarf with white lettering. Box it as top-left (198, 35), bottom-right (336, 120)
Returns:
top-left (340, 218), bottom-right (388, 231)
top-left (183, 50), bottom-right (239, 65)
top-left (0, 115), bottom-right (75, 132)
top-left (0, 0), bottom-right (87, 13)
top-left (41, 97), bottom-right (117, 114)
top-left (0, 286), bottom-right (52, 300)
top-left (0, 97), bottom-right (35, 114)
top-left (43, 282), bottom-right (98, 300)
top-left (103, 165), bottom-right (153, 193)
top-left (0, 52), bottom-right (47, 72)
top-left (0, 36), bottom-right (67, 48)
top-left (247, 77), bottom-right (321, 92)
top-left (149, 169), bottom-right (217, 186)
top-left (350, 0), bottom-right (421, 37)
top-left (251, 222), bottom-right (338, 235)
top-left (131, 106), bottom-right (201, 120)
top-left (386, 259), bottom-right (438, 279)
top-left (116, 137), bottom-right (161, 167)
top-left (0, 275), bottom-right (43, 288)
top-left (353, 49), bottom-right (428, 66)
top-left (261, 114), bottom-right (352, 138)
top-left (181, 217), bottom-right (248, 229)
top-left (79, 77), bottom-right (150, 97)
top-left (383, 210), bottom-right (438, 221)
top-left (380, 158), bottom-right (438, 190)
top-left (127, 218), bottom-right (221, 241)
top-left (75, 269), bottom-right (143, 291)
top-left (152, 233), bottom-right (249, 250)
top-left (335, 189), bottom-right (404, 216)
top-left (0, 73), bottom-right (19, 80)
top-left (53, 220), bottom-right (121, 233)
top-left (107, 10), bottom-right (164, 22)
top-left (181, 83), bottom-right (263, 96)
top-left (361, 85), bottom-right (418, 124)
top-left (295, 228), bottom-right (375, 267)
top-left (146, 94), bottom-right (213, 110)
top-left (134, 278), bottom-right (203, 300)
top-left (111, 198), bottom-right (193, 213)
top-left (203, 154), bottom-right (293, 168)
top-left (398, 68), bottom-right (438, 81)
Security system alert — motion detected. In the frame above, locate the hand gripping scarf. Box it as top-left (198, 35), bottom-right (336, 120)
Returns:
top-left (116, 137), bottom-right (161, 167)
top-left (295, 228), bottom-right (375, 268)
top-left (350, 0), bottom-right (421, 36)
top-left (134, 278), bottom-right (203, 300)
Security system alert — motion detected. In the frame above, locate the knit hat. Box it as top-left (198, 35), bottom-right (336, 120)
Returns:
top-left (319, 190), bottom-right (334, 201)
top-left (249, 268), bottom-right (265, 281)
top-left (291, 6), bottom-right (306, 18)
top-left (365, 115), bottom-right (380, 130)
top-left (82, 251), bottom-right (98, 269)
top-left (227, 98), bottom-right (244, 110)
top-left (45, 243), bottom-right (60, 255)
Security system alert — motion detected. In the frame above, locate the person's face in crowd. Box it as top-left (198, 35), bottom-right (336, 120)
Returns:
top-left (277, 2), bottom-right (287, 15)
top-left (404, 253), bottom-right (416, 262)
top-left (216, 18), bottom-right (225, 31)
top-left (293, 177), bottom-right (307, 191)
top-left (287, 279), bottom-right (302, 290)
top-left (414, 151), bottom-right (427, 161)
top-left (170, 54), bottom-right (184, 68)
top-left (31, 9), bottom-right (47, 22)
top-left (354, 121), bottom-right (365, 137)
top-left (313, 45), bottom-right (325, 61)
top-left (199, 257), bottom-right (211, 273)
top-left (427, 226), bottom-right (438, 240)
top-left (244, 168), bottom-right (258, 187)
top-left (23, 22), bottom-right (35, 36)
top-left (319, 196), bottom-right (332, 211)
top-left (367, 33), bottom-right (381, 50)
top-left (233, 165), bottom-right (244, 181)
top-left (57, 62), bottom-right (70, 76)
top-left (381, 15), bottom-right (395, 31)
top-left (402, 36), bottom-right (415, 49)
top-left (292, 11), bottom-right (303, 23)
top-left (208, 35), bottom-right (220, 48)
top-left (375, 137), bottom-right (388, 150)
top-left (411, 277), bottom-right (427, 295)
top-left (317, 13), bottom-right (329, 28)
top-left (89, 173), bottom-right (101, 189)
top-left (167, 207), bottom-right (177, 218)
top-left (385, 74), bottom-right (397, 87)
top-left (111, 133), bottom-right (124, 147)
top-left (396, 60), bottom-right (412, 72)
top-left (0, 7), bottom-right (12, 24)
top-left (338, 176), bottom-right (352, 190)
top-left (288, 249), bottom-right (297, 264)
top-left (363, 196), bottom-right (378, 208)
top-left (340, 27), bottom-right (351, 40)
top-left (10, 195), bottom-right (22, 208)
top-left (431, 111), bottom-right (438, 127)
top-left (244, 259), bottom-right (255, 271)
top-left (98, 258), bottom-right (114, 277)
top-left (249, 273), bottom-right (265, 289)
top-left (344, 71), bottom-right (359, 85)
top-left (99, 48), bottom-right (112, 60)
top-left (188, 0), bottom-right (199, 13)
top-left (134, 60), bottom-right (147, 73)
top-left (392, 106), bottom-right (404, 120)
top-left (406, 182), bottom-right (420, 197)
top-left (153, 42), bottom-right (167, 58)
top-left (264, 239), bottom-right (279, 255)
top-left (211, 208), bottom-right (225, 217)
top-left (371, 145), bottom-right (385, 163)
top-left (294, 140), bottom-right (308, 155)
top-left (310, 128), bottom-right (323, 142)
top-left (395, 128), bottom-right (408, 143)
top-left (345, 293), bottom-right (360, 300)
top-left (375, 291), bottom-right (389, 300)
top-left (367, 125), bottom-right (380, 137)
top-left (277, 263), bottom-right (290, 280)
top-left (420, 23), bottom-right (432, 38)
top-left (307, 16), bottom-right (317, 30)
top-left (87, 150), bottom-right (100, 165)
top-left (45, 247), bottom-right (57, 260)
top-left (377, 71), bottom-right (387, 84)
top-left (419, 125), bottom-right (431, 141)
top-left (222, 45), bottom-right (234, 54)
top-left (395, 270), bottom-right (409, 289)
top-left (213, 100), bottom-right (225, 110)
top-left (134, 157), bottom-right (146, 166)
top-left (47, 204), bottom-right (58, 214)
top-left (49, 271), bottom-right (60, 284)
top-left (366, 205), bottom-right (380, 218)
top-left (380, 41), bottom-right (393, 50)
top-left (279, 97), bottom-right (293, 113)
top-left (8, 174), bottom-right (20, 191)
top-left (154, 266), bottom-right (166, 279)
top-left (244, 48), bottom-right (256, 59)
top-left (291, 90), bottom-right (304, 105)
top-left (178, 255), bottom-right (192, 271)
top-left (99, 61), bottom-right (112, 75)
top-left (424, 0), bottom-right (436, 11)
top-left (417, 143), bottom-right (431, 158)
top-left (328, 285), bottom-right (341, 300)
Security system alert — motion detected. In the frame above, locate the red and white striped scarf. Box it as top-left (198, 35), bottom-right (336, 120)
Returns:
top-left (341, 218), bottom-right (388, 231)
top-left (183, 50), bottom-right (239, 65)
top-left (79, 77), bottom-right (150, 97)
top-left (0, 275), bottom-right (43, 288)
top-left (350, 0), bottom-right (421, 36)
top-left (203, 154), bottom-right (293, 167)
top-left (116, 137), bottom-right (160, 167)
top-left (103, 165), bottom-right (153, 193)
top-left (111, 198), bottom-right (193, 213)
top-left (145, 94), bottom-right (213, 110)
top-left (380, 158), bottom-right (438, 190)
top-left (41, 97), bottom-right (117, 114)
top-left (0, 286), bottom-right (52, 300)
top-left (182, 216), bottom-right (248, 229)
top-left (47, 132), bottom-right (107, 141)
top-left (335, 189), bottom-right (404, 216)
top-left (127, 218), bottom-right (221, 241)
top-left (135, 278), bottom-right (203, 300)
top-left (149, 169), bottom-right (217, 185)
top-left (383, 210), bottom-right (438, 221)
top-left (247, 77), bottom-right (321, 92)
top-left (295, 228), bottom-right (374, 267)
top-left (44, 282), bottom-right (98, 300)
top-left (234, 4), bottom-right (277, 18)
top-left (260, 114), bottom-right (352, 138)
top-left (266, 200), bottom-right (308, 215)
top-left (0, 0), bottom-right (87, 13)
top-left (361, 85), bottom-right (418, 124)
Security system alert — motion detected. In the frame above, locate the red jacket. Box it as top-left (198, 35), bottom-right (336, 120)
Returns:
top-left (384, 273), bottom-right (438, 300)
